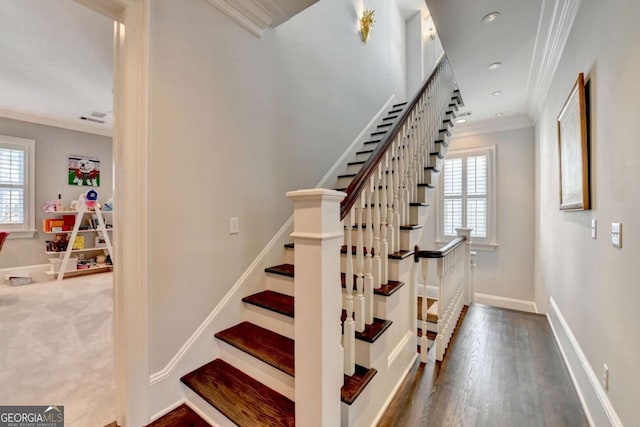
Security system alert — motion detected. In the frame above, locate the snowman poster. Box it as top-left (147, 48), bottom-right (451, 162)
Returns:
top-left (68, 155), bottom-right (100, 186)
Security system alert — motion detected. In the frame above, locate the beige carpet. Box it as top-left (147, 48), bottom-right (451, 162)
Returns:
top-left (0, 272), bottom-right (116, 426)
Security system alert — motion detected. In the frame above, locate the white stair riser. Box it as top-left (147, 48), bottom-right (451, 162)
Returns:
top-left (409, 204), bottom-right (428, 225)
top-left (354, 328), bottom-right (390, 369)
top-left (416, 185), bottom-right (433, 204)
top-left (217, 341), bottom-right (295, 400)
top-left (423, 169), bottom-right (439, 185)
top-left (183, 387), bottom-right (236, 427)
top-left (284, 248), bottom-right (294, 264)
top-left (337, 175), bottom-right (354, 188)
top-left (265, 274), bottom-right (294, 297)
top-left (341, 287), bottom-right (402, 320)
top-left (243, 304), bottom-right (294, 339)
top-left (347, 163), bottom-right (364, 174)
top-left (400, 228), bottom-right (422, 250)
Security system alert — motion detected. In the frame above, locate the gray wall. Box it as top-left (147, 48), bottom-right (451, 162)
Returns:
top-left (422, 127), bottom-right (535, 302)
top-left (0, 117), bottom-right (112, 268)
top-left (535, 0), bottom-right (640, 423)
top-left (148, 0), bottom-right (408, 372)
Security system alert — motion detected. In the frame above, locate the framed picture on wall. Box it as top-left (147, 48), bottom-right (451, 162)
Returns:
top-left (557, 73), bottom-right (589, 210)
top-left (68, 155), bottom-right (100, 187)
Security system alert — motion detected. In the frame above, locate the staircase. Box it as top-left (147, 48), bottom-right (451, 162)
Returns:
top-left (153, 56), bottom-right (468, 426)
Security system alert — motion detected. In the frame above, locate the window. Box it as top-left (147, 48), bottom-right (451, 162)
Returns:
top-left (0, 136), bottom-right (35, 238)
top-left (438, 145), bottom-right (496, 248)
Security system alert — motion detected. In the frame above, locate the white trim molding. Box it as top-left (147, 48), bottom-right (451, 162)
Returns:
top-left (525, 0), bottom-right (582, 119)
top-left (474, 293), bottom-right (538, 313)
top-left (451, 114), bottom-right (534, 139)
top-left (205, 0), bottom-right (318, 38)
top-left (0, 107), bottom-right (112, 137)
top-left (547, 297), bottom-right (623, 427)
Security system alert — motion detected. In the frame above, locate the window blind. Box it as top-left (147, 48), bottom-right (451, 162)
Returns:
top-left (0, 146), bottom-right (26, 225)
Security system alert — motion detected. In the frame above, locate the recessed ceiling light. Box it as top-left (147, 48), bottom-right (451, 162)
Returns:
top-left (492, 91), bottom-right (503, 96)
top-left (482, 12), bottom-right (501, 24)
top-left (488, 62), bottom-right (502, 70)
top-left (495, 113), bottom-right (504, 117)
top-left (456, 119), bottom-right (467, 124)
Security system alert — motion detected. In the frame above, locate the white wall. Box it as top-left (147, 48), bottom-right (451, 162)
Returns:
top-left (535, 0), bottom-right (640, 423)
top-left (421, 127), bottom-right (535, 303)
top-left (148, 0), bottom-right (407, 372)
top-left (0, 117), bottom-right (112, 269)
top-left (423, 16), bottom-right (444, 76)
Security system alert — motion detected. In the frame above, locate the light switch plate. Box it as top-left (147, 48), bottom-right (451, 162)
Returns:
top-left (230, 217), bottom-right (239, 235)
top-left (611, 222), bottom-right (621, 248)
top-left (591, 219), bottom-right (597, 239)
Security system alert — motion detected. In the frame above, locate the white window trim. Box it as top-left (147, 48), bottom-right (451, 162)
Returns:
top-left (436, 144), bottom-right (497, 251)
top-left (0, 135), bottom-right (36, 239)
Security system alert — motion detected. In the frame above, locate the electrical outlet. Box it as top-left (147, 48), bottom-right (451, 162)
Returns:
top-left (230, 217), bottom-right (239, 235)
top-left (602, 364), bottom-right (609, 391)
top-left (611, 222), bottom-right (622, 248)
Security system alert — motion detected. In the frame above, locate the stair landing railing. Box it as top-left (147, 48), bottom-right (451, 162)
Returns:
top-left (286, 54), bottom-right (456, 425)
top-left (414, 227), bottom-right (471, 363)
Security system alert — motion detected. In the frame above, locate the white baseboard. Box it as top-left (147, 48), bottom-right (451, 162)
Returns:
top-left (547, 298), bottom-right (623, 427)
top-left (0, 263), bottom-right (49, 284)
top-left (474, 292), bottom-right (538, 313)
top-left (372, 352), bottom-right (418, 426)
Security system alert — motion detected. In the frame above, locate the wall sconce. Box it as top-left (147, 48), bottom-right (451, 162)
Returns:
top-left (360, 9), bottom-right (375, 44)
top-left (428, 27), bottom-right (436, 41)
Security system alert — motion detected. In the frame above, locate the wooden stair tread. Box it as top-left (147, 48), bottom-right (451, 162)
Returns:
top-left (145, 404), bottom-right (210, 427)
top-left (389, 250), bottom-right (414, 260)
top-left (356, 149), bottom-right (375, 155)
top-left (181, 359), bottom-right (294, 427)
top-left (341, 310), bottom-right (392, 343)
top-left (417, 183), bottom-right (435, 188)
top-left (340, 245), bottom-right (370, 255)
top-left (347, 160), bottom-right (366, 166)
top-left (388, 108), bottom-right (403, 114)
top-left (383, 115), bottom-right (399, 121)
top-left (417, 297), bottom-right (438, 323)
top-left (417, 328), bottom-right (438, 340)
top-left (410, 202), bottom-right (429, 207)
top-left (242, 290), bottom-right (294, 318)
top-left (340, 273), bottom-right (405, 296)
top-left (215, 322), bottom-right (294, 376)
top-left (284, 242), bottom-right (294, 249)
top-left (400, 224), bottom-right (423, 230)
top-left (265, 263), bottom-right (294, 278)
top-left (342, 365), bottom-right (377, 405)
top-left (393, 102), bottom-right (408, 108)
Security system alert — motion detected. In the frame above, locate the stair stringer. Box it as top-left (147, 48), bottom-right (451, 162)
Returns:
top-left (147, 94), bottom-right (400, 418)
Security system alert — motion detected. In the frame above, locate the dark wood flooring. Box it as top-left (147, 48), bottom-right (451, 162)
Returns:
top-left (145, 404), bottom-right (210, 427)
top-left (378, 304), bottom-right (589, 427)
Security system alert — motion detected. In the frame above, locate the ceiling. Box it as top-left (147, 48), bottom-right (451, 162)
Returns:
top-left (426, 0), bottom-right (580, 136)
top-left (0, 0), bottom-right (113, 136)
top-left (0, 0), bottom-right (578, 139)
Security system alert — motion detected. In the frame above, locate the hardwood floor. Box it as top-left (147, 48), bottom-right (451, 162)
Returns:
top-left (378, 304), bottom-right (589, 427)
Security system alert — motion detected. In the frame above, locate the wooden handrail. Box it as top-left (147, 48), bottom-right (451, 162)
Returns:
top-left (413, 236), bottom-right (466, 261)
top-left (339, 53), bottom-right (447, 219)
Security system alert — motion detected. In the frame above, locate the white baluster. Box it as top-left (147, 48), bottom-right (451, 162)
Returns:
top-left (343, 209), bottom-right (355, 376)
top-left (380, 153), bottom-right (390, 284)
top-left (387, 148), bottom-right (396, 255)
top-left (436, 256), bottom-right (445, 361)
top-left (420, 258), bottom-right (429, 363)
top-left (373, 167), bottom-right (382, 289)
top-left (354, 195), bottom-right (365, 332)
top-left (364, 178), bottom-right (374, 325)
top-left (392, 139), bottom-right (401, 251)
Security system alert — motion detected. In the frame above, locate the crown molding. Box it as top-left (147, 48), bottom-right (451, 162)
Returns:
top-left (206, 0), bottom-right (317, 38)
top-left (451, 115), bottom-right (533, 138)
top-left (205, 0), bottom-right (286, 37)
top-left (525, 0), bottom-right (582, 120)
top-left (0, 107), bottom-right (113, 137)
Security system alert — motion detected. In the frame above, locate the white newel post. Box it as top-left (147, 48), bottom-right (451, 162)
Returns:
top-left (456, 228), bottom-right (472, 305)
top-left (287, 189), bottom-right (345, 427)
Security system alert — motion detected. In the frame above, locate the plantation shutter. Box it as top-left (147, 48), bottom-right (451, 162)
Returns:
top-left (0, 144), bottom-right (26, 226)
top-left (467, 155), bottom-right (487, 238)
top-left (441, 153), bottom-right (489, 239)
top-left (443, 157), bottom-right (463, 236)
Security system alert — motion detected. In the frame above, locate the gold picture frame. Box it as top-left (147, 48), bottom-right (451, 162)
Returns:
top-left (557, 73), bottom-right (589, 210)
